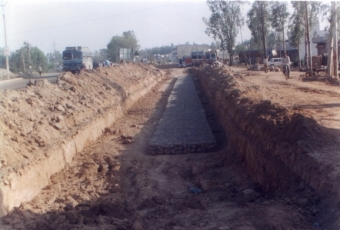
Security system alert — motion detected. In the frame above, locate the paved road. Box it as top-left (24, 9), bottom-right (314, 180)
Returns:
top-left (149, 74), bottom-right (216, 155)
top-left (0, 73), bottom-right (60, 90)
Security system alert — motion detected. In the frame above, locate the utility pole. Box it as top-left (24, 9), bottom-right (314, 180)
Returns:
top-left (1, 0), bottom-right (9, 79)
top-left (333, 1), bottom-right (338, 79)
top-left (327, 10), bottom-right (334, 77)
top-left (305, 1), bottom-right (313, 77)
top-left (21, 48), bottom-right (25, 73)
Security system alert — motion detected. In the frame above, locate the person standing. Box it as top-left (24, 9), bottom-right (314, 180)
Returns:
top-left (29, 65), bottom-right (32, 78)
top-left (263, 56), bottom-right (268, 73)
top-left (38, 66), bottom-right (42, 76)
top-left (282, 53), bottom-right (291, 79)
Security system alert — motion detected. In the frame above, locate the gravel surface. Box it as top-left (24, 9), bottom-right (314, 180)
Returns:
top-left (149, 75), bottom-right (216, 155)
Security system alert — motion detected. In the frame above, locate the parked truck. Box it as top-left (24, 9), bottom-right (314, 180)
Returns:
top-left (205, 51), bottom-right (217, 64)
top-left (176, 44), bottom-right (210, 67)
top-left (191, 51), bottom-right (205, 66)
top-left (62, 46), bottom-right (93, 73)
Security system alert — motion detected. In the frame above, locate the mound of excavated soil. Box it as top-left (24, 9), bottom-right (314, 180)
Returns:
top-left (191, 64), bottom-right (340, 228)
top-left (0, 63), bottom-right (168, 216)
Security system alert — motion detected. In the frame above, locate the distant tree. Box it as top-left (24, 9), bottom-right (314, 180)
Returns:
top-left (247, 1), bottom-right (271, 57)
top-left (234, 42), bottom-right (247, 55)
top-left (9, 43), bottom-right (48, 73)
top-left (47, 50), bottom-right (63, 70)
top-left (93, 49), bottom-right (108, 62)
top-left (267, 30), bottom-right (281, 51)
top-left (107, 31), bottom-right (139, 62)
top-left (270, 1), bottom-right (289, 53)
top-left (203, 0), bottom-right (245, 65)
top-left (289, 1), bottom-right (305, 69)
top-left (0, 47), bottom-right (6, 69)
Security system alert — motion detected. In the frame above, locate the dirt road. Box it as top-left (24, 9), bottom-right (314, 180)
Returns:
top-left (0, 68), bottom-right (323, 230)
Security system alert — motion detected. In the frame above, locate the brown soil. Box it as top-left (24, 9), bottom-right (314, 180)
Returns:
top-left (0, 67), bottom-right (326, 230)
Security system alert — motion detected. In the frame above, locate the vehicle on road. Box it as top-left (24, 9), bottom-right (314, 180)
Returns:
top-left (205, 51), bottom-right (217, 64)
top-left (268, 57), bottom-right (293, 68)
top-left (178, 56), bottom-right (192, 68)
top-left (62, 46), bottom-right (93, 74)
top-left (268, 58), bottom-right (282, 67)
top-left (191, 51), bottom-right (205, 66)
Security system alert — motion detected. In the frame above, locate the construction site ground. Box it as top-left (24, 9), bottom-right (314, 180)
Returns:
top-left (0, 66), bottom-right (339, 229)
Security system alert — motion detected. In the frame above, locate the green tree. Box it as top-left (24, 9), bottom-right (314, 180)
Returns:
top-left (47, 50), bottom-right (63, 71)
top-left (9, 43), bottom-right (48, 73)
top-left (203, 0), bottom-right (245, 65)
top-left (270, 1), bottom-right (289, 53)
top-left (290, 1), bottom-right (305, 69)
top-left (107, 30), bottom-right (139, 62)
top-left (247, 1), bottom-right (271, 57)
top-left (266, 30), bottom-right (281, 51)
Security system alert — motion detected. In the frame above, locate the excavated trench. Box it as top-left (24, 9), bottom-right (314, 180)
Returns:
top-left (191, 65), bottom-right (340, 228)
top-left (1, 64), bottom-right (339, 229)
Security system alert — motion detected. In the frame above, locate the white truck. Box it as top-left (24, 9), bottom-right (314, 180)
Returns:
top-left (177, 44), bottom-right (210, 58)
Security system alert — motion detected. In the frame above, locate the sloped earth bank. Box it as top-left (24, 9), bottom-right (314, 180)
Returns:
top-left (191, 65), bottom-right (340, 229)
top-left (0, 63), bottom-right (167, 216)
top-left (1, 68), bottom-right (322, 230)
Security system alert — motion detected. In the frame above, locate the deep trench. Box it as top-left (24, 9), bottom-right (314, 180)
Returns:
top-left (190, 70), bottom-right (328, 229)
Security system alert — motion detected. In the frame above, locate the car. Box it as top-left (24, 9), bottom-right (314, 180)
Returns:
top-left (268, 57), bottom-right (293, 67)
top-left (267, 58), bottom-right (282, 67)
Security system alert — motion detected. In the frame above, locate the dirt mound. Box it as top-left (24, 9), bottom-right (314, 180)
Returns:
top-left (191, 65), bottom-right (332, 189)
top-left (0, 63), bottom-right (167, 216)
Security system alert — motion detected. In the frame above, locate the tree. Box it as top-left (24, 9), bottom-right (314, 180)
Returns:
top-left (47, 50), bottom-right (63, 70)
top-left (270, 1), bottom-right (289, 53)
top-left (267, 30), bottom-right (281, 51)
top-left (303, 2), bottom-right (327, 76)
top-left (203, 0), bottom-right (245, 65)
top-left (9, 43), bottom-right (48, 73)
top-left (107, 31), bottom-right (139, 62)
top-left (290, 1), bottom-right (305, 69)
top-left (0, 48), bottom-right (6, 69)
top-left (93, 49), bottom-right (108, 62)
top-left (247, 1), bottom-right (271, 58)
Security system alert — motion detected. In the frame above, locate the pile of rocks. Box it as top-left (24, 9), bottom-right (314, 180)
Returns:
top-left (247, 64), bottom-right (263, 71)
top-left (269, 65), bottom-right (280, 72)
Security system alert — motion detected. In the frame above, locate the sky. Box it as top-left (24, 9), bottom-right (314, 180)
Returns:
top-left (0, 0), bottom-right (330, 55)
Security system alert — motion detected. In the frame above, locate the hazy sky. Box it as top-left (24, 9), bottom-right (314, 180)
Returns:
top-left (0, 0), bottom-right (329, 54)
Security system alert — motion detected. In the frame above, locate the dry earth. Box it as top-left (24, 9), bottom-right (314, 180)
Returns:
top-left (0, 65), bottom-right (339, 229)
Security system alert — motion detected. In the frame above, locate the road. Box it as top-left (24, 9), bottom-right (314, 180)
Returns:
top-left (0, 73), bottom-right (60, 90)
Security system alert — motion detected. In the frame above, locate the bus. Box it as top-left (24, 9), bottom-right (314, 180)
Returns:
top-left (62, 46), bottom-right (93, 73)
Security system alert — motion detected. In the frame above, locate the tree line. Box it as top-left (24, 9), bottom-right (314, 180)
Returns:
top-left (203, 0), bottom-right (334, 71)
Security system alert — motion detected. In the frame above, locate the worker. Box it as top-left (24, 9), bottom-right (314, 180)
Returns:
top-left (263, 56), bottom-right (268, 73)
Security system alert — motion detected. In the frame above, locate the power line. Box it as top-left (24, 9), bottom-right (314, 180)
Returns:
top-left (8, 1), bottom-right (183, 37)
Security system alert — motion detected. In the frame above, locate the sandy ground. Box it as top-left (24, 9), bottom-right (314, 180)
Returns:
top-left (0, 68), bottom-right (326, 230)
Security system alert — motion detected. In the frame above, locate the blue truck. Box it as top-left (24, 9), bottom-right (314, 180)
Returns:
top-left (62, 46), bottom-right (93, 73)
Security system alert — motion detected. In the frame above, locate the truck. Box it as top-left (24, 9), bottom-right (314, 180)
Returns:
top-left (62, 46), bottom-right (93, 73)
top-left (191, 51), bottom-right (205, 66)
top-left (205, 51), bottom-right (217, 64)
top-left (178, 56), bottom-right (192, 68)
top-left (176, 44), bottom-right (210, 67)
